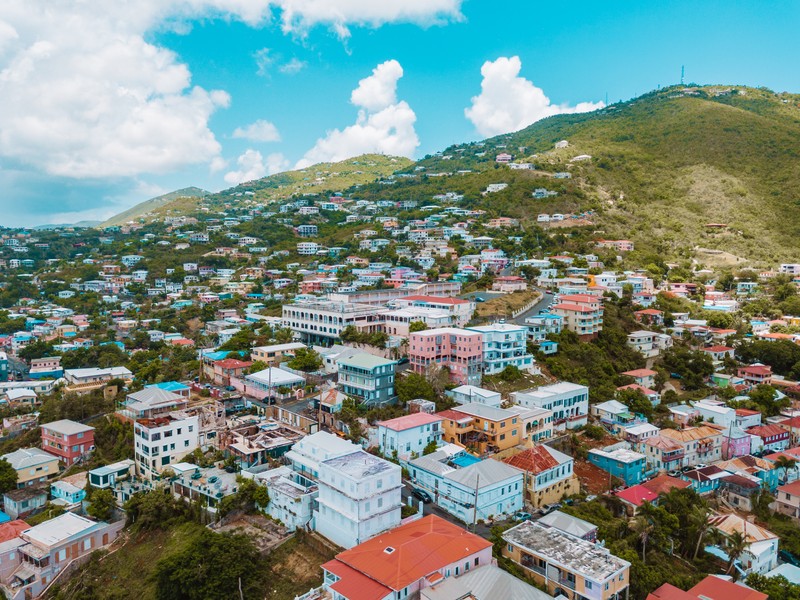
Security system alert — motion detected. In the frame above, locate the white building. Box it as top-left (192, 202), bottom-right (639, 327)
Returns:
top-left (512, 382), bottom-right (589, 431)
top-left (134, 414), bottom-right (200, 480)
top-left (467, 322), bottom-right (535, 375)
top-left (626, 330), bottom-right (673, 358)
top-left (247, 465), bottom-right (318, 532)
top-left (375, 413), bottom-right (444, 460)
top-left (446, 385), bottom-right (502, 408)
top-left (282, 299), bottom-right (385, 345)
top-left (285, 431), bottom-right (360, 480)
top-left (315, 449), bottom-right (402, 549)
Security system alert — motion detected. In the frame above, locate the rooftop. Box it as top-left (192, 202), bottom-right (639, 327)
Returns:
top-left (23, 512), bottom-right (103, 548)
top-left (503, 521), bottom-right (629, 581)
top-left (377, 412), bottom-right (443, 432)
top-left (41, 419), bottom-right (95, 436)
top-left (321, 449), bottom-right (397, 479)
top-left (337, 353), bottom-right (396, 369)
top-left (503, 445), bottom-right (571, 474)
top-left (444, 458), bottom-right (522, 488)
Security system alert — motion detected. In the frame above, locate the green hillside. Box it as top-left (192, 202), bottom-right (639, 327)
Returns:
top-left (410, 85), bottom-right (800, 265)
top-left (100, 187), bottom-right (210, 228)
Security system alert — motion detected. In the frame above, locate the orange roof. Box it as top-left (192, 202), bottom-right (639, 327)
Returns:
top-left (552, 303), bottom-right (596, 313)
top-left (322, 559), bottom-right (392, 600)
top-left (635, 309), bottom-right (664, 315)
top-left (703, 345), bottom-right (734, 353)
top-left (647, 583), bottom-right (695, 599)
top-left (334, 515), bottom-right (491, 591)
top-left (503, 446), bottom-right (559, 474)
top-left (214, 358), bottom-right (253, 369)
top-left (437, 409), bottom-right (471, 422)
top-left (0, 520), bottom-right (29, 544)
top-left (688, 575), bottom-right (767, 600)
top-left (735, 408), bottom-right (760, 416)
top-left (377, 412), bottom-right (443, 432)
top-left (621, 368), bottom-right (657, 378)
top-left (641, 475), bottom-right (690, 496)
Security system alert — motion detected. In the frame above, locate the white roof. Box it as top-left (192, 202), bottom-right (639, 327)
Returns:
top-left (594, 400), bottom-right (628, 414)
top-left (2, 448), bottom-right (57, 470)
top-left (5, 388), bottom-right (36, 400)
top-left (42, 419), bottom-right (94, 436)
top-left (65, 366), bottom-right (132, 379)
top-left (23, 512), bottom-right (101, 547)
top-left (624, 423), bottom-right (659, 435)
top-left (450, 385), bottom-right (500, 399)
top-left (253, 342), bottom-right (306, 353)
top-left (246, 367), bottom-right (305, 387)
top-left (445, 459), bottom-right (523, 488)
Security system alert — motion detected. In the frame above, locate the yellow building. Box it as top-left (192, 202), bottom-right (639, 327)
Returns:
top-left (1, 448), bottom-right (60, 487)
top-left (437, 403), bottom-right (522, 455)
top-left (503, 445), bottom-right (581, 508)
top-left (503, 520), bottom-right (630, 600)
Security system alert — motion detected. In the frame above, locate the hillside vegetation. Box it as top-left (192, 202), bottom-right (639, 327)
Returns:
top-left (100, 187), bottom-right (209, 228)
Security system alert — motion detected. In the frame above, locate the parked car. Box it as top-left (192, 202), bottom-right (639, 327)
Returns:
top-left (396, 357), bottom-right (409, 365)
top-left (412, 488), bottom-right (433, 503)
top-left (474, 297), bottom-right (485, 303)
top-left (514, 512), bottom-right (532, 521)
top-left (585, 495), bottom-right (597, 502)
top-left (695, 463), bottom-right (708, 470)
top-left (668, 470), bottom-right (681, 477)
top-left (542, 503), bottom-right (562, 514)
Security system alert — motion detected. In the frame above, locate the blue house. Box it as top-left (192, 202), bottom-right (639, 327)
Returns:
top-left (146, 381), bottom-right (190, 398)
top-left (51, 480), bottom-right (86, 505)
top-left (588, 443), bottom-right (646, 486)
top-left (336, 353), bottom-right (396, 406)
top-left (680, 465), bottom-right (730, 495)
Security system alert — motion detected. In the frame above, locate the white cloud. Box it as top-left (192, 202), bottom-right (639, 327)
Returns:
top-left (279, 57), bottom-right (307, 74)
top-left (224, 149), bottom-right (288, 184)
top-left (209, 156), bottom-right (229, 173)
top-left (232, 119), bottom-right (281, 142)
top-left (297, 59), bottom-right (418, 167)
top-left (253, 47), bottom-right (275, 76)
top-left (465, 56), bottom-right (605, 137)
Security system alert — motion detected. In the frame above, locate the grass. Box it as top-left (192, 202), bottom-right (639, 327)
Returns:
top-left (474, 290), bottom-right (539, 321)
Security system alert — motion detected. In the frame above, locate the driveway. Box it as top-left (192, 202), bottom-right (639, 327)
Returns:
top-left (511, 289), bottom-right (555, 324)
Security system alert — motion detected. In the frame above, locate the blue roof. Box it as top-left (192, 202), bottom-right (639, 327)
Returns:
top-left (540, 340), bottom-right (557, 347)
top-left (146, 381), bottom-right (189, 392)
top-left (0, 511), bottom-right (9, 524)
top-left (451, 453), bottom-right (482, 468)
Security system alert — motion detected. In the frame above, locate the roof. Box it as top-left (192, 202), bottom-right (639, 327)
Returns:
top-left (337, 353), bottom-right (395, 369)
top-left (41, 419), bottom-right (94, 436)
top-left (537, 510), bottom-right (597, 539)
top-left (0, 520), bottom-right (30, 544)
top-left (420, 564), bottom-right (552, 600)
top-left (708, 513), bottom-right (777, 543)
top-left (378, 412), bottom-right (443, 432)
top-left (333, 515), bottom-right (492, 591)
top-left (125, 387), bottom-right (184, 407)
top-left (641, 475), bottom-right (690, 495)
top-left (320, 450), bottom-right (397, 480)
top-left (687, 575), bottom-right (767, 600)
top-left (322, 559), bottom-right (392, 600)
top-left (437, 409), bottom-right (472, 423)
top-left (445, 458), bottom-right (522, 488)
top-left (615, 485), bottom-right (658, 506)
top-left (746, 424), bottom-right (788, 438)
top-left (213, 358), bottom-right (253, 369)
top-left (777, 480), bottom-right (800, 497)
top-left (704, 345), bottom-right (735, 353)
top-left (660, 426), bottom-right (721, 443)
top-left (503, 445), bottom-right (571, 474)
top-left (246, 367), bottom-right (305, 387)
top-left (621, 368), bottom-right (658, 378)
top-left (647, 584), bottom-right (696, 599)
top-left (22, 512), bottom-right (103, 547)
top-left (401, 295), bottom-right (469, 305)
top-left (2, 447), bottom-right (58, 470)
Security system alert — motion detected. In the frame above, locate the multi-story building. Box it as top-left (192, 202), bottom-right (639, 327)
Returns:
top-left (626, 331), bottom-right (673, 358)
top-left (282, 299), bottom-right (385, 345)
top-left (247, 465), bottom-right (318, 532)
top-left (524, 313), bottom-right (563, 342)
top-left (737, 364), bottom-right (773, 387)
top-left (0, 351), bottom-right (8, 382)
top-left (285, 431), bottom-right (360, 480)
top-left (321, 515), bottom-right (493, 600)
top-left (250, 342), bottom-right (307, 365)
top-left (588, 443), bottom-right (647, 486)
top-left (376, 413), bottom-right (443, 460)
top-left (408, 327), bottom-right (483, 386)
top-left (437, 403), bottom-right (522, 455)
top-left (551, 294), bottom-right (604, 340)
top-left (315, 449), bottom-right (402, 549)
top-left (503, 445), bottom-right (580, 508)
top-left (503, 520), bottom-right (631, 600)
top-left (446, 385), bottom-right (502, 408)
top-left (512, 382), bottom-right (589, 431)
top-left (746, 424), bottom-right (790, 453)
top-left (134, 413), bottom-right (200, 480)
top-left (466, 322), bottom-right (535, 375)
top-left (390, 295), bottom-right (475, 327)
top-left (639, 435), bottom-right (685, 474)
top-left (337, 353), bottom-right (395, 406)
top-left (659, 426), bottom-right (723, 467)
top-left (1, 448), bottom-right (60, 488)
top-left (40, 420), bottom-right (95, 466)
top-left (707, 513), bottom-right (778, 577)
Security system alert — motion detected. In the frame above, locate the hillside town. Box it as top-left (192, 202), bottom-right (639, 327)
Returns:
top-left (0, 154), bottom-right (797, 600)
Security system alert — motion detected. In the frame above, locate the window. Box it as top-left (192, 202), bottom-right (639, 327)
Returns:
top-left (474, 557), bottom-right (479, 566)
top-left (586, 581), bottom-right (593, 590)
top-left (184, 440), bottom-right (190, 447)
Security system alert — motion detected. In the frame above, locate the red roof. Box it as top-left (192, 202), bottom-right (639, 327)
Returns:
top-left (334, 515), bottom-right (492, 591)
top-left (635, 309), bottom-right (664, 315)
top-left (746, 424), bottom-right (789, 439)
top-left (621, 368), bottom-right (657, 378)
top-left (614, 485), bottom-right (658, 506)
top-left (437, 409), bottom-right (472, 422)
top-left (503, 446), bottom-right (559, 474)
top-left (322, 559), bottom-right (392, 600)
top-left (778, 481), bottom-right (800, 497)
top-left (0, 520), bottom-right (29, 544)
top-left (739, 365), bottom-right (772, 376)
top-left (641, 475), bottom-right (690, 496)
top-left (647, 583), bottom-right (695, 600)
top-left (377, 412), bottom-right (443, 432)
top-left (735, 408), bottom-right (760, 417)
top-left (703, 346), bottom-right (734, 353)
top-left (687, 575), bottom-right (767, 600)
top-left (615, 485), bottom-right (658, 506)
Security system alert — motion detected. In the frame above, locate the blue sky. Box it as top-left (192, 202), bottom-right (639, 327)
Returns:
top-left (0, 0), bottom-right (798, 226)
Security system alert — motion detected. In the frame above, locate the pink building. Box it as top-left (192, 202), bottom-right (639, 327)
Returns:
top-left (408, 328), bottom-right (483, 386)
top-left (41, 420), bottom-right (95, 466)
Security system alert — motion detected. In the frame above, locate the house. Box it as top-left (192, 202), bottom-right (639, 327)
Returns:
top-left (420, 564), bottom-right (552, 600)
top-left (2, 487), bottom-right (47, 519)
top-left (746, 424), bottom-right (790, 453)
top-left (376, 413), bottom-right (444, 460)
top-left (591, 400), bottom-right (642, 428)
top-left (620, 368), bottom-right (657, 390)
top-left (659, 426), bottom-right (723, 466)
top-left (409, 453), bottom-right (523, 524)
top-left (738, 364), bottom-right (773, 387)
top-left (315, 449), bottom-right (402, 549)
top-left (614, 485), bottom-right (659, 515)
top-left (681, 465), bottom-right (730, 495)
top-left (640, 435), bottom-right (685, 474)
top-left (250, 342), bottom-right (307, 365)
top-left (648, 575), bottom-right (767, 600)
top-left (503, 520), bottom-right (631, 600)
top-left (247, 465), bottom-right (317, 532)
top-left (588, 443), bottom-right (647, 486)
top-left (437, 403), bottom-right (523, 455)
top-left (634, 309), bottom-right (664, 326)
top-left (409, 328), bottom-right (483, 386)
top-left (321, 515), bottom-right (493, 600)
top-left (718, 474), bottom-right (762, 511)
top-left (626, 331), bottom-right (673, 358)
top-left (503, 446), bottom-right (580, 508)
top-left (117, 387), bottom-right (187, 421)
top-left (241, 367), bottom-right (305, 402)
top-left (717, 455), bottom-right (779, 492)
top-left (446, 385), bottom-right (501, 408)
top-left (512, 382), bottom-right (589, 431)
top-left (40, 420), bottom-right (95, 466)
top-left (706, 513), bottom-right (778, 577)
top-left (1, 448), bottom-right (59, 488)
top-left (492, 276), bottom-right (528, 293)
top-left (703, 345), bottom-right (736, 361)
top-left (466, 323), bottom-right (535, 375)
top-left (285, 431), bottom-right (360, 482)
top-left (0, 512), bottom-right (122, 599)
top-left (134, 413), bottom-right (200, 480)
top-left (538, 510), bottom-right (598, 542)
top-left (551, 295), bottom-right (604, 340)
top-left (773, 480), bottom-right (800, 520)
top-left (337, 353), bottom-right (396, 406)
top-left (88, 459), bottom-right (135, 489)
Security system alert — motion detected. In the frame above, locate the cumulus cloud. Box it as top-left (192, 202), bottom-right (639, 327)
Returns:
top-left (296, 59), bottom-right (418, 167)
top-left (232, 120), bottom-right (281, 142)
top-left (465, 56), bottom-right (605, 137)
top-left (224, 149), bottom-right (288, 184)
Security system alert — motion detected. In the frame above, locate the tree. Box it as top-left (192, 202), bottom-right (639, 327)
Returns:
top-left (499, 365), bottom-right (522, 382)
top-left (287, 347), bottom-right (322, 372)
top-left (633, 515), bottom-right (654, 563)
top-left (688, 505), bottom-right (712, 560)
top-left (746, 573), bottom-right (800, 599)
top-left (725, 530), bottom-right (750, 581)
top-left (774, 455), bottom-right (798, 485)
top-left (154, 529), bottom-right (261, 600)
top-left (408, 320), bottom-right (428, 333)
top-left (706, 311), bottom-right (734, 329)
top-left (0, 458), bottom-right (17, 494)
top-left (422, 440), bottom-right (438, 455)
top-left (396, 372), bottom-right (436, 404)
top-left (87, 488), bottom-right (116, 522)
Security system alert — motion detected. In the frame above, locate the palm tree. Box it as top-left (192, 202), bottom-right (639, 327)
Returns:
top-left (774, 455), bottom-right (797, 485)
top-left (725, 530), bottom-right (750, 582)
top-left (633, 516), bottom-right (655, 564)
top-left (689, 505), bottom-right (712, 560)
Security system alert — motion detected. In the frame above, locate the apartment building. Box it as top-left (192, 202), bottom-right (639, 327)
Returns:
top-left (285, 431), bottom-right (360, 480)
top-left (322, 515), bottom-right (493, 600)
top-left (467, 322), bottom-right (535, 375)
top-left (247, 465), bottom-right (317, 532)
top-left (376, 413), bottom-right (444, 460)
top-left (282, 299), bottom-right (385, 345)
top-left (524, 313), bottom-right (563, 342)
top-left (588, 443), bottom-right (647, 486)
top-left (551, 294), bottom-right (604, 340)
top-left (626, 331), bottom-right (673, 358)
top-left (315, 449), bottom-right (402, 549)
top-left (437, 403), bottom-right (522, 455)
top-left (390, 295), bottom-right (475, 327)
top-left (337, 353), bottom-right (396, 406)
top-left (40, 420), bottom-right (95, 465)
top-left (503, 521), bottom-right (631, 600)
top-left (408, 327), bottom-right (483, 386)
top-left (659, 426), bottom-right (723, 467)
top-left (503, 445), bottom-right (580, 508)
top-left (134, 413), bottom-right (200, 480)
top-left (512, 382), bottom-right (589, 431)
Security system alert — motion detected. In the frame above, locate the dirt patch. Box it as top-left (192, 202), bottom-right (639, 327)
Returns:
top-left (574, 460), bottom-right (614, 494)
top-left (475, 290), bottom-right (539, 320)
top-left (211, 513), bottom-right (289, 552)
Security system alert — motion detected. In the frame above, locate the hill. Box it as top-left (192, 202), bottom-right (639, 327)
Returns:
top-left (403, 85), bottom-right (800, 265)
top-left (100, 187), bottom-right (210, 228)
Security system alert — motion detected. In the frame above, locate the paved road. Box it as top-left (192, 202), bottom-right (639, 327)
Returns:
top-left (510, 289), bottom-right (556, 325)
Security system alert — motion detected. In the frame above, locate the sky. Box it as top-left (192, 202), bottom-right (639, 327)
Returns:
top-left (0, 0), bottom-right (799, 226)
